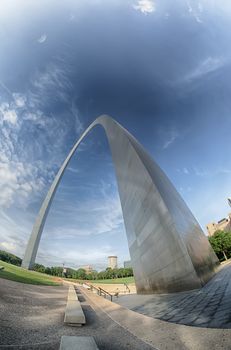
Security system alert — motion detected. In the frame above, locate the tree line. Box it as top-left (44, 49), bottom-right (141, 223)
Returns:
top-left (0, 249), bottom-right (133, 280)
top-left (32, 263), bottom-right (133, 280)
top-left (0, 250), bottom-right (22, 266)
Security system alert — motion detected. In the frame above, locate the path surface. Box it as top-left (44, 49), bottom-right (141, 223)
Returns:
top-left (0, 278), bottom-right (154, 349)
top-left (115, 262), bottom-right (231, 328)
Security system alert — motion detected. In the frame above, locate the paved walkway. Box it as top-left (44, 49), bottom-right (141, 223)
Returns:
top-left (115, 262), bottom-right (231, 328)
top-left (0, 278), bottom-right (154, 349)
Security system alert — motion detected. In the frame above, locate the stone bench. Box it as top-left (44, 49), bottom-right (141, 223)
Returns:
top-left (59, 336), bottom-right (99, 350)
top-left (68, 286), bottom-right (79, 301)
top-left (64, 287), bottom-right (86, 326)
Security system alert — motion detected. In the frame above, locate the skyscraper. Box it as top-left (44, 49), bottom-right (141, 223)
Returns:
top-left (108, 256), bottom-right (117, 269)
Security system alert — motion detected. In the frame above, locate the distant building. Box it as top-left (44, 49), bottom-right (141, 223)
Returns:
top-left (81, 265), bottom-right (93, 274)
top-left (206, 213), bottom-right (231, 236)
top-left (124, 260), bottom-right (132, 268)
top-left (108, 256), bottom-right (117, 269)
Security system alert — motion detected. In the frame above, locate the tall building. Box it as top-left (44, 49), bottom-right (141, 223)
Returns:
top-left (206, 213), bottom-right (231, 236)
top-left (108, 256), bottom-right (117, 269)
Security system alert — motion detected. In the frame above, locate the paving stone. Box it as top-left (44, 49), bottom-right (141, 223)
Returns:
top-left (116, 262), bottom-right (231, 329)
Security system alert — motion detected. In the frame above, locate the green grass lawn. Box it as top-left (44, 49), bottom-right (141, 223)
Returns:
top-left (87, 276), bottom-right (135, 284)
top-left (0, 260), bottom-right (61, 286)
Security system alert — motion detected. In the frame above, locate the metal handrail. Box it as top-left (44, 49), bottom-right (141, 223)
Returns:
top-left (98, 287), bottom-right (113, 302)
top-left (84, 282), bottom-right (113, 302)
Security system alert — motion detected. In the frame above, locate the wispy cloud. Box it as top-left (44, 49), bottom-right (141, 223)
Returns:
top-left (163, 128), bottom-right (179, 149)
top-left (0, 86), bottom-right (64, 208)
top-left (0, 58), bottom-right (85, 261)
top-left (37, 34), bottom-right (47, 44)
top-left (37, 243), bottom-right (115, 269)
top-left (37, 180), bottom-right (125, 269)
top-left (184, 56), bottom-right (225, 82)
top-left (30, 62), bottom-right (76, 107)
top-left (66, 166), bottom-right (79, 174)
top-left (194, 167), bottom-right (231, 177)
top-left (133, 0), bottom-right (155, 14)
top-left (183, 167), bottom-right (189, 174)
top-left (0, 209), bottom-right (32, 257)
top-left (0, 103), bottom-right (18, 124)
top-left (187, 1), bottom-right (203, 23)
top-left (46, 182), bottom-right (123, 239)
top-left (13, 93), bottom-right (26, 107)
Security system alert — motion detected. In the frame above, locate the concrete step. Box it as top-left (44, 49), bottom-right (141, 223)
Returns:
top-left (59, 336), bottom-right (99, 350)
top-left (64, 300), bottom-right (86, 326)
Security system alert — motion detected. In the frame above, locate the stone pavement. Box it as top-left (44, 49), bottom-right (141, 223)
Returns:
top-left (115, 262), bottom-right (231, 328)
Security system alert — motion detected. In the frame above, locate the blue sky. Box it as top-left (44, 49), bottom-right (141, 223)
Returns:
top-left (0, 0), bottom-right (231, 270)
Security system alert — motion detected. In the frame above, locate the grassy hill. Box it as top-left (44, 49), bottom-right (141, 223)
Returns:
top-left (0, 260), bottom-right (61, 286)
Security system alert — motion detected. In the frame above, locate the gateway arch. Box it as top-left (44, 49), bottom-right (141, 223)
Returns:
top-left (22, 115), bottom-right (218, 294)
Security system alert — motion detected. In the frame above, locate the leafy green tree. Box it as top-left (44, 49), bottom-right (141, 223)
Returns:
top-left (209, 230), bottom-right (231, 261)
top-left (33, 263), bottom-right (45, 273)
top-left (0, 250), bottom-right (22, 266)
top-left (76, 268), bottom-right (86, 280)
top-left (45, 267), bottom-right (51, 275)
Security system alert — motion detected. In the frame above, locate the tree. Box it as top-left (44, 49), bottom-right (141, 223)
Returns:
top-left (0, 250), bottom-right (22, 266)
top-left (209, 230), bottom-right (231, 261)
top-left (33, 263), bottom-right (45, 273)
top-left (76, 268), bottom-right (86, 280)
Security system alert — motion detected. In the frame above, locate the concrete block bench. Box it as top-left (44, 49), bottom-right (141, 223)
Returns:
top-left (59, 336), bottom-right (99, 350)
top-left (68, 286), bottom-right (79, 301)
top-left (64, 286), bottom-right (86, 326)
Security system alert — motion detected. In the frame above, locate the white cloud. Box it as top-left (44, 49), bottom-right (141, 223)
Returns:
top-left (35, 180), bottom-right (125, 269)
top-left (194, 167), bottom-right (231, 178)
top-left (187, 1), bottom-right (203, 23)
top-left (0, 159), bottom-right (46, 208)
top-left (163, 129), bottom-right (179, 149)
top-left (37, 34), bottom-right (47, 44)
top-left (47, 184), bottom-right (123, 238)
top-left (0, 241), bottom-right (17, 252)
top-left (31, 63), bottom-right (74, 106)
top-left (67, 166), bottom-right (79, 174)
top-left (0, 62), bottom-right (85, 260)
top-left (0, 209), bottom-right (31, 257)
top-left (37, 243), bottom-right (114, 269)
top-left (184, 57), bottom-right (225, 82)
top-left (3, 109), bottom-right (17, 124)
top-left (0, 97), bottom-right (57, 208)
top-left (13, 93), bottom-right (26, 107)
top-left (23, 111), bottom-right (46, 127)
top-left (133, 0), bottom-right (155, 14)
top-left (0, 103), bottom-right (18, 125)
